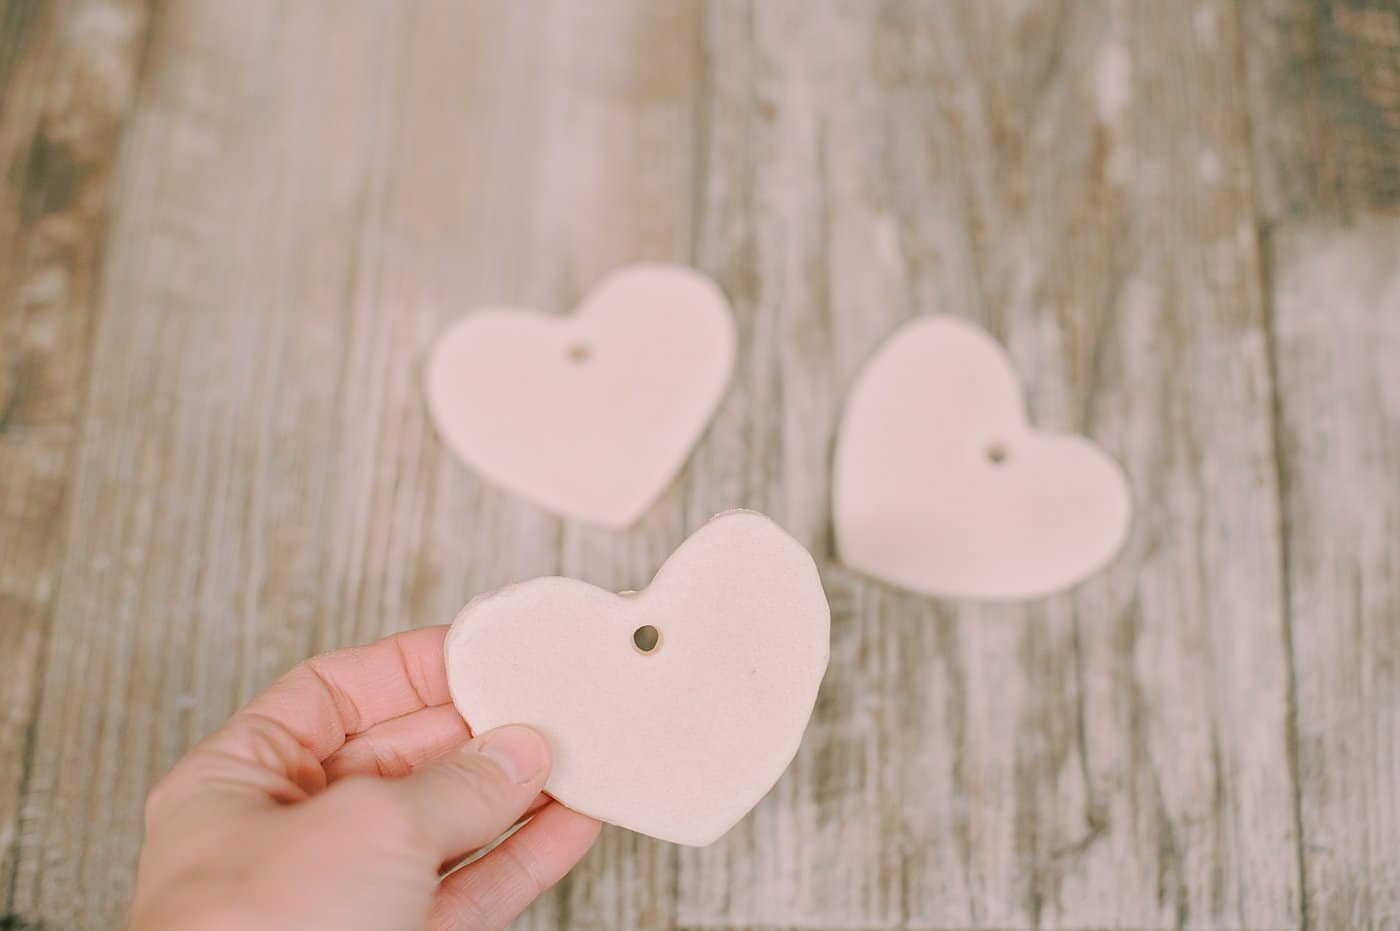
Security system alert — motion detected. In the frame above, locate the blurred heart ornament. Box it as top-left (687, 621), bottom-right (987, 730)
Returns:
top-left (425, 264), bottom-right (736, 528)
top-left (833, 315), bottom-right (1132, 600)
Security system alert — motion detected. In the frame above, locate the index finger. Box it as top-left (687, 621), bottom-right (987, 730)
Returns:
top-left (240, 626), bottom-right (455, 759)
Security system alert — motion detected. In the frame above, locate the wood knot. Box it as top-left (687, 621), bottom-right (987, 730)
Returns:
top-left (20, 128), bottom-right (84, 224)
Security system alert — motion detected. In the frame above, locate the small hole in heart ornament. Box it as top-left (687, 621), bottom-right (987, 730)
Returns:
top-left (566, 343), bottom-right (592, 363)
top-left (985, 442), bottom-right (1009, 465)
top-left (632, 624), bottom-right (661, 654)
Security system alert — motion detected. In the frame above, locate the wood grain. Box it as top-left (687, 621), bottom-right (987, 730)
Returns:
top-left (6, 0), bottom-right (703, 927)
top-left (0, 0), bottom-right (151, 918)
top-left (1269, 220), bottom-right (1400, 931)
top-left (477, 3), bottom-right (705, 927)
top-left (6, 3), bottom-right (408, 925)
top-left (1242, 0), bottom-right (1400, 221)
top-left (0, 0), bottom-right (1395, 928)
top-left (675, 3), bottom-right (1301, 928)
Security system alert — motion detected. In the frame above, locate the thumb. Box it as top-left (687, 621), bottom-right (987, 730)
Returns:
top-left (346, 724), bottom-right (552, 863)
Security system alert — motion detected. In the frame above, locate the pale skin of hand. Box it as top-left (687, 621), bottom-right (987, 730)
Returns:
top-left (128, 626), bottom-right (601, 931)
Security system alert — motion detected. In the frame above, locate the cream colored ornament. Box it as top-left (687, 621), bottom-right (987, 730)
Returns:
top-left (833, 315), bottom-right (1132, 600)
top-left (425, 264), bottom-right (736, 529)
top-left (445, 510), bottom-right (830, 846)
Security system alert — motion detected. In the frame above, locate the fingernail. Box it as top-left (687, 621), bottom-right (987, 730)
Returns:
top-left (477, 725), bottom-right (549, 784)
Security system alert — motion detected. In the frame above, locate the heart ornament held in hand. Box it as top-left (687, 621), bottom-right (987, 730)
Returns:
top-left (833, 315), bottom-right (1132, 601)
top-left (444, 510), bottom-right (830, 846)
top-left (425, 264), bottom-right (736, 529)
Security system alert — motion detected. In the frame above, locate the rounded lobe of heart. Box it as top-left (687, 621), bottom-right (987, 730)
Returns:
top-left (833, 315), bottom-right (1132, 600)
top-left (424, 263), bottom-right (736, 529)
top-left (444, 510), bottom-right (831, 846)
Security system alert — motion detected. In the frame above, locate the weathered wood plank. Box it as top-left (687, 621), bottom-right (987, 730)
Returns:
top-left (13, 0), bottom-right (1380, 928)
top-left (7, 3), bottom-right (408, 925)
top-left (0, 438), bottom-right (66, 917)
top-left (0, 0), bottom-right (151, 918)
top-left (677, 2), bottom-right (1300, 928)
top-left (8, 0), bottom-right (706, 926)
top-left (1242, 0), bottom-right (1400, 221)
top-left (1270, 220), bottom-right (1400, 931)
top-left (463, 2), bottom-right (706, 928)
top-left (677, 7), bottom-right (908, 925)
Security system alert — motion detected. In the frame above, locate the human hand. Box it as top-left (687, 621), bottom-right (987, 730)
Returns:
top-left (128, 626), bottom-right (600, 931)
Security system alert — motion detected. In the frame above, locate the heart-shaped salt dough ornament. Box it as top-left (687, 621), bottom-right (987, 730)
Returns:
top-left (833, 315), bottom-right (1132, 600)
top-left (445, 510), bottom-right (830, 846)
top-left (424, 264), bottom-right (736, 528)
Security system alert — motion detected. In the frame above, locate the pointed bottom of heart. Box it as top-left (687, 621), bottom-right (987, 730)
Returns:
top-left (444, 510), bottom-right (831, 846)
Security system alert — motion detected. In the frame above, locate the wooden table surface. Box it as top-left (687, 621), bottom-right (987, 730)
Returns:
top-left (2, 1), bottom-right (1397, 929)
